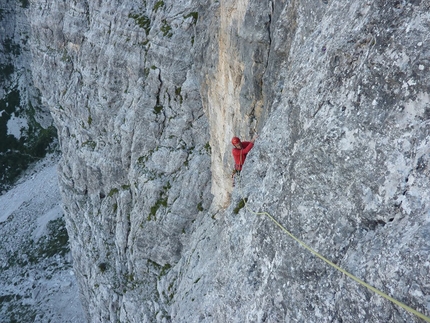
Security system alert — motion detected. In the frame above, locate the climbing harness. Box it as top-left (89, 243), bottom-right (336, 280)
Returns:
top-left (234, 173), bottom-right (430, 322)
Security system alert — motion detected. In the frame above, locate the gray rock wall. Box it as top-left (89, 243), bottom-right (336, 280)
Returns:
top-left (30, 0), bottom-right (211, 321)
top-left (28, 0), bottom-right (430, 322)
top-left (0, 0), bottom-right (56, 192)
top-left (221, 1), bottom-right (430, 322)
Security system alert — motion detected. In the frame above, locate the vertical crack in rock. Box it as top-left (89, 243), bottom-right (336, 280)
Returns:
top-left (25, 0), bottom-right (430, 322)
top-left (247, 0), bottom-right (274, 136)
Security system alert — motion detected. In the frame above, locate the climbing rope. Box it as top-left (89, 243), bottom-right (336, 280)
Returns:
top-left (235, 174), bottom-right (430, 322)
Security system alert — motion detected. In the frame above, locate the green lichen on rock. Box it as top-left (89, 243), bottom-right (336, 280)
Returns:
top-left (160, 19), bottom-right (172, 37)
top-left (197, 202), bottom-right (204, 212)
top-left (204, 142), bottom-right (211, 154)
top-left (175, 87), bottom-right (183, 104)
top-left (81, 140), bottom-right (96, 150)
top-left (98, 263), bottom-right (108, 273)
top-left (153, 104), bottom-right (163, 114)
top-left (147, 259), bottom-right (171, 278)
top-left (147, 182), bottom-right (170, 220)
top-left (129, 13), bottom-right (151, 35)
top-left (153, 1), bottom-right (164, 12)
top-left (108, 188), bottom-right (119, 197)
top-left (184, 12), bottom-right (198, 24)
top-left (233, 198), bottom-right (247, 214)
top-left (148, 196), bottom-right (168, 221)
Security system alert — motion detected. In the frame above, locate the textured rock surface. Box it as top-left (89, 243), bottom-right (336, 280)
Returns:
top-left (0, 2), bottom-right (83, 322)
top-left (27, 0), bottom-right (430, 322)
top-left (0, 0), bottom-right (57, 192)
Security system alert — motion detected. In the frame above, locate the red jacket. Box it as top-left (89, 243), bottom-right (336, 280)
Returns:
top-left (232, 141), bottom-right (254, 171)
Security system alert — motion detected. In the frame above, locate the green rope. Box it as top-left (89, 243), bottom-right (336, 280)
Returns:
top-left (235, 174), bottom-right (430, 322)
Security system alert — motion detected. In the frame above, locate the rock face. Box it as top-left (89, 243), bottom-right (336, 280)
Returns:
top-left (1, 3), bottom-right (81, 321)
top-left (0, 0), bottom-right (57, 192)
top-left (28, 0), bottom-right (430, 322)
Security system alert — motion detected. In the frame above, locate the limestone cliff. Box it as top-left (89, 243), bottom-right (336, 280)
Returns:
top-left (28, 0), bottom-right (430, 322)
top-left (0, 0), bottom-right (57, 192)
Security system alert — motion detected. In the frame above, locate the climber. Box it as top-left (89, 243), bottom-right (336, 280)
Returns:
top-left (231, 135), bottom-right (257, 186)
top-left (231, 135), bottom-right (257, 171)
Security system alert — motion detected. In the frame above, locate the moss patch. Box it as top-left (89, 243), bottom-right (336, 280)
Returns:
top-left (108, 188), bottom-right (119, 197)
top-left (153, 104), bottom-right (163, 114)
top-left (153, 1), bottom-right (164, 12)
top-left (81, 140), bottom-right (96, 150)
top-left (147, 182), bottom-right (170, 221)
top-left (175, 87), bottom-right (183, 104)
top-left (160, 19), bottom-right (172, 37)
top-left (98, 263), bottom-right (108, 273)
top-left (148, 196), bottom-right (168, 221)
top-left (147, 259), bottom-right (172, 278)
top-left (129, 13), bottom-right (151, 35)
top-left (233, 198), bottom-right (248, 214)
top-left (204, 142), bottom-right (211, 154)
top-left (184, 12), bottom-right (198, 24)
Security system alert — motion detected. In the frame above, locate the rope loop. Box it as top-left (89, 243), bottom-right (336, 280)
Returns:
top-left (235, 172), bottom-right (430, 322)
